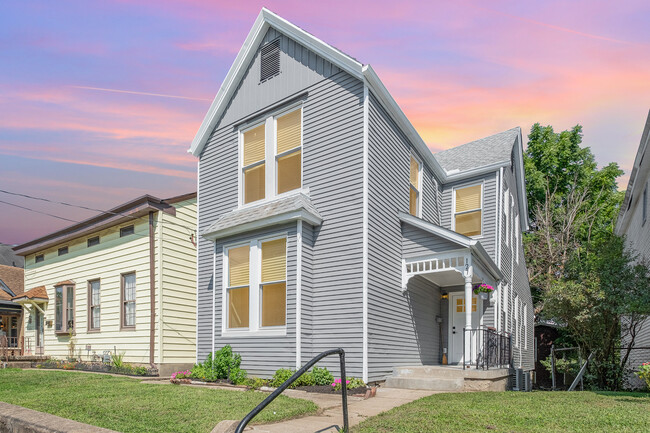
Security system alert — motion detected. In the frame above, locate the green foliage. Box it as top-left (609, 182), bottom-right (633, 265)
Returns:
top-left (244, 377), bottom-right (269, 390)
top-left (294, 371), bottom-right (315, 387)
top-left (271, 368), bottom-right (294, 387)
top-left (332, 377), bottom-right (366, 391)
top-left (637, 363), bottom-right (650, 390)
top-left (111, 352), bottom-right (125, 369)
top-left (190, 345), bottom-right (244, 383)
top-left (312, 366), bottom-right (334, 386)
top-left (540, 354), bottom-right (580, 376)
top-left (228, 366), bottom-right (248, 385)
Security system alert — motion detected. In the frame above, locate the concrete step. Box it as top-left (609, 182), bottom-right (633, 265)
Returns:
top-left (3, 361), bottom-right (32, 369)
top-left (384, 376), bottom-right (464, 391)
top-left (391, 366), bottom-right (466, 379)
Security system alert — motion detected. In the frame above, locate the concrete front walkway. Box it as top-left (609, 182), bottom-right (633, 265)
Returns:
top-left (216, 387), bottom-right (437, 433)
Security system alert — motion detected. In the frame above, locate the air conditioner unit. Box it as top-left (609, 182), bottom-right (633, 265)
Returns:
top-left (513, 368), bottom-right (531, 391)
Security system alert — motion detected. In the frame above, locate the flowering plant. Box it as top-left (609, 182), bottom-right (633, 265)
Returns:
top-left (473, 283), bottom-right (494, 294)
top-left (637, 363), bottom-right (650, 389)
top-left (171, 370), bottom-right (192, 381)
top-left (331, 378), bottom-right (351, 391)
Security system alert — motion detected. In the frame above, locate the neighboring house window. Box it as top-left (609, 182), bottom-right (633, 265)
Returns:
top-left (260, 238), bottom-right (287, 327)
top-left (454, 184), bottom-right (482, 237)
top-left (225, 236), bottom-right (287, 333)
top-left (58, 246), bottom-right (68, 256)
top-left (242, 123), bottom-right (266, 204)
top-left (35, 254), bottom-right (44, 263)
top-left (643, 183), bottom-right (647, 225)
top-left (88, 280), bottom-right (100, 331)
top-left (227, 245), bottom-right (250, 329)
top-left (409, 155), bottom-right (421, 217)
top-left (276, 109), bottom-right (302, 195)
top-left (121, 273), bottom-right (136, 328)
top-left (120, 225), bottom-right (135, 237)
top-left (240, 107), bottom-right (303, 205)
top-left (55, 283), bottom-right (75, 332)
top-left (87, 236), bottom-right (100, 247)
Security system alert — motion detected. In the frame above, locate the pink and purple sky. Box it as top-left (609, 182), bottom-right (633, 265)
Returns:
top-left (2, 0), bottom-right (649, 245)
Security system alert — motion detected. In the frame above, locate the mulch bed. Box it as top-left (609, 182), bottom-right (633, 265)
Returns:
top-left (294, 385), bottom-right (368, 395)
top-left (32, 361), bottom-right (158, 377)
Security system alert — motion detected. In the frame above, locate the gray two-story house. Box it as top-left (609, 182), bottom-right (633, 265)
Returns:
top-left (190, 8), bottom-right (533, 387)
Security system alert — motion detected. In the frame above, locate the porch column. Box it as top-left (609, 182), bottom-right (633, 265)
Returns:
top-left (463, 266), bottom-right (473, 366)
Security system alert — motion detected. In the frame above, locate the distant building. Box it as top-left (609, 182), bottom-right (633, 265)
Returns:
top-left (0, 243), bottom-right (24, 268)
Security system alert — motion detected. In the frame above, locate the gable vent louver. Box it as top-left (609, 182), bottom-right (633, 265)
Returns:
top-left (260, 39), bottom-right (280, 82)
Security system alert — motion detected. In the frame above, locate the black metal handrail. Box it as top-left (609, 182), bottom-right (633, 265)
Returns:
top-left (463, 327), bottom-right (512, 370)
top-left (235, 348), bottom-right (349, 433)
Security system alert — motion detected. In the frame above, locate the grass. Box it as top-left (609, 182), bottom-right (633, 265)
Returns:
top-left (0, 369), bottom-right (318, 433)
top-left (353, 391), bottom-right (650, 433)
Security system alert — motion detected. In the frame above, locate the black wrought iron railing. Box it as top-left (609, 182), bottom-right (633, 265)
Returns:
top-left (235, 348), bottom-right (349, 433)
top-left (463, 327), bottom-right (512, 370)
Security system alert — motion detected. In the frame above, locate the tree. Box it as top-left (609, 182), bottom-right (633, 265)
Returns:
top-left (523, 123), bottom-right (650, 389)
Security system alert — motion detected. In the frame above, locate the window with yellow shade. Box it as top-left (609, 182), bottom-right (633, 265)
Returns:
top-left (242, 124), bottom-right (266, 204)
top-left (454, 184), bottom-right (482, 237)
top-left (276, 109), bottom-right (301, 195)
top-left (409, 155), bottom-right (420, 216)
top-left (227, 245), bottom-right (250, 329)
top-left (260, 238), bottom-right (286, 327)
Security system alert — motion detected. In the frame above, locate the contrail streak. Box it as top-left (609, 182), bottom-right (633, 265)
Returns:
top-left (69, 85), bottom-right (212, 101)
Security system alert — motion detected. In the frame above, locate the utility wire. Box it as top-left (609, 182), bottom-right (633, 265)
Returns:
top-left (0, 199), bottom-right (79, 224)
top-left (0, 188), bottom-right (195, 235)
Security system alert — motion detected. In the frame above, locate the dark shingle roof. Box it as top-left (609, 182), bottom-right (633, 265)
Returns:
top-left (0, 243), bottom-right (23, 268)
top-left (434, 127), bottom-right (520, 173)
top-left (203, 193), bottom-right (322, 238)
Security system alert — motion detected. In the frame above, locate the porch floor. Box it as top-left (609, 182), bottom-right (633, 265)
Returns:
top-left (385, 365), bottom-right (510, 392)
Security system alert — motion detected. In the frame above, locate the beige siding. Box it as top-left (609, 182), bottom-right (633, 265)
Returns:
top-left (22, 200), bottom-right (197, 368)
top-left (160, 199), bottom-right (197, 364)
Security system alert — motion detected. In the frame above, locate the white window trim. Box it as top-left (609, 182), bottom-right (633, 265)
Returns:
top-left (504, 191), bottom-right (510, 246)
top-left (515, 214), bottom-right (520, 264)
top-left (221, 233), bottom-right (288, 337)
top-left (451, 181), bottom-right (484, 238)
top-left (238, 103), bottom-right (303, 208)
top-left (410, 152), bottom-right (423, 217)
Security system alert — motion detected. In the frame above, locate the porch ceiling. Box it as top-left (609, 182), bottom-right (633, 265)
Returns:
top-left (419, 270), bottom-right (483, 288)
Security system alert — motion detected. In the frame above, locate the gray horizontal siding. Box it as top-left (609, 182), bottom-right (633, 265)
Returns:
top-left (401, 224), bottom-right (463, 259)
top-left (197, 27), bottom-right (365, 378)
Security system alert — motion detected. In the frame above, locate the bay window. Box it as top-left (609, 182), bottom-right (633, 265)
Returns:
top-left (240, 107), bottom-right (302, 205)
top-left (55, 283), bottom-right (75, 333)
top-left (227, 245), bottom-right (250, 328)
top-left (454, 183), bottom-right (482, 237)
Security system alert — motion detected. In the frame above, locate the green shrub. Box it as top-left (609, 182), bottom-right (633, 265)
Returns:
top-left (312, 366), bottom-right (334, 386)
top-left (271, 368), bottom-right (294, 387)
top-left (229, 366), bottom-right (248, 385)
top-left (111, 352), bottom-right (126, 369)
top-left (190, 345), bottom-right (243, 382)
top-left (245, 377), bottom-right (269, 390)
top-left (295, 371), bottom-right (315, 387)
top-left (332, 377), bottom-right (366, 391)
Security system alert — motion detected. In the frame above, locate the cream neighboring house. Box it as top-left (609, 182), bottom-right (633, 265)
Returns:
top-left (12, 193), bottom-right (196, 376)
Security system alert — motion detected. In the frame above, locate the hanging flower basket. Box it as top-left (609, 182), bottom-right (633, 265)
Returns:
top-left (473, 283), bottom-right (494, 300)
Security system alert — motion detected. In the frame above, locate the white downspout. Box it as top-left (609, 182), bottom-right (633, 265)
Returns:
top-left (296, 220), bottom-right (302, 369)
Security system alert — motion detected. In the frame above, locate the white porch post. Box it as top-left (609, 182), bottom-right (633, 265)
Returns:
top-left (463, 264), bottom-right (473, 366)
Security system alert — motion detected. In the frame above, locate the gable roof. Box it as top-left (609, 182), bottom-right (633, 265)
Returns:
top-left (616, 109), bottom-right (650, 235)
top-left (435, 127), bottom-right (520, 173)
top-left (0, 264), bottom-right (24, 301)
top-left (12, 285), bottom-right (48, 302)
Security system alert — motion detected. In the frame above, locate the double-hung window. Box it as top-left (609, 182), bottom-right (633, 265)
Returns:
top-left (225, 236), bottom-right (287, 334)
top-left (121, 272), bottom-right (136, 329)
top-left (241, 107), bottom-right (302, 205)
top-left (88, 279), bottom-right (100, 331)
top-left (409, 155), bottom-right (421, 216)
top-left (55, 283), bottom-right (75, 333)
top-left (454, 183), bottom-right (482, 237)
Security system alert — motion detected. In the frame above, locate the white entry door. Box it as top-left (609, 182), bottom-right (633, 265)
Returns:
top-left (449, 294), bottom-right (479, 364)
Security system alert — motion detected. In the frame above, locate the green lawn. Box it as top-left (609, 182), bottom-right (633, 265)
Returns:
top-left (353, 391), bottom-right (650, 433)
top-left (0, 369), bottom-right (317, 433)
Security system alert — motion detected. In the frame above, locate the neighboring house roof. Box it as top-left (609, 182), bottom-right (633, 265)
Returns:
top-left (0, 243), bottom-right (24, 267)
top-left (203, 192), bottom-right (322, 240)
top-left (13, 192), bottom-right (196, 257)
top-left (616, 110), bottom-right (650, 235)
top-left (434, 128), bottom-right (520, 173)
top-left (398, 212), bottom-right (503, 281)
top-left (0, 264), bottom-right (24, 301)
top-left (12, 285), bottom-right (48, 302)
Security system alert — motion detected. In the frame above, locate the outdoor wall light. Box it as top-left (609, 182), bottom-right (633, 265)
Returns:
top-left (441, 293), bottom-right (449, 300)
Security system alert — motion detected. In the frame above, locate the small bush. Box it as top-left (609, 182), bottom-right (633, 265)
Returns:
top-left (271, 368), bottom-right (294, 387)
top-left (111, 352), bottom-right (126, 369)
top-left (190, 345), bottom-right (244, 382)
top-left (331, 377), bottom-right (366, 391)
top-left (637, 363), bottom-right (650, 389)
top-left (229, 366), bottom-right (248, 385)
top-left (312, 366), bottom-right (334, 386)
top-left (295, 371), bottom-right (315, 387)
top-left (245, 377), bottom-right (269, 390)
